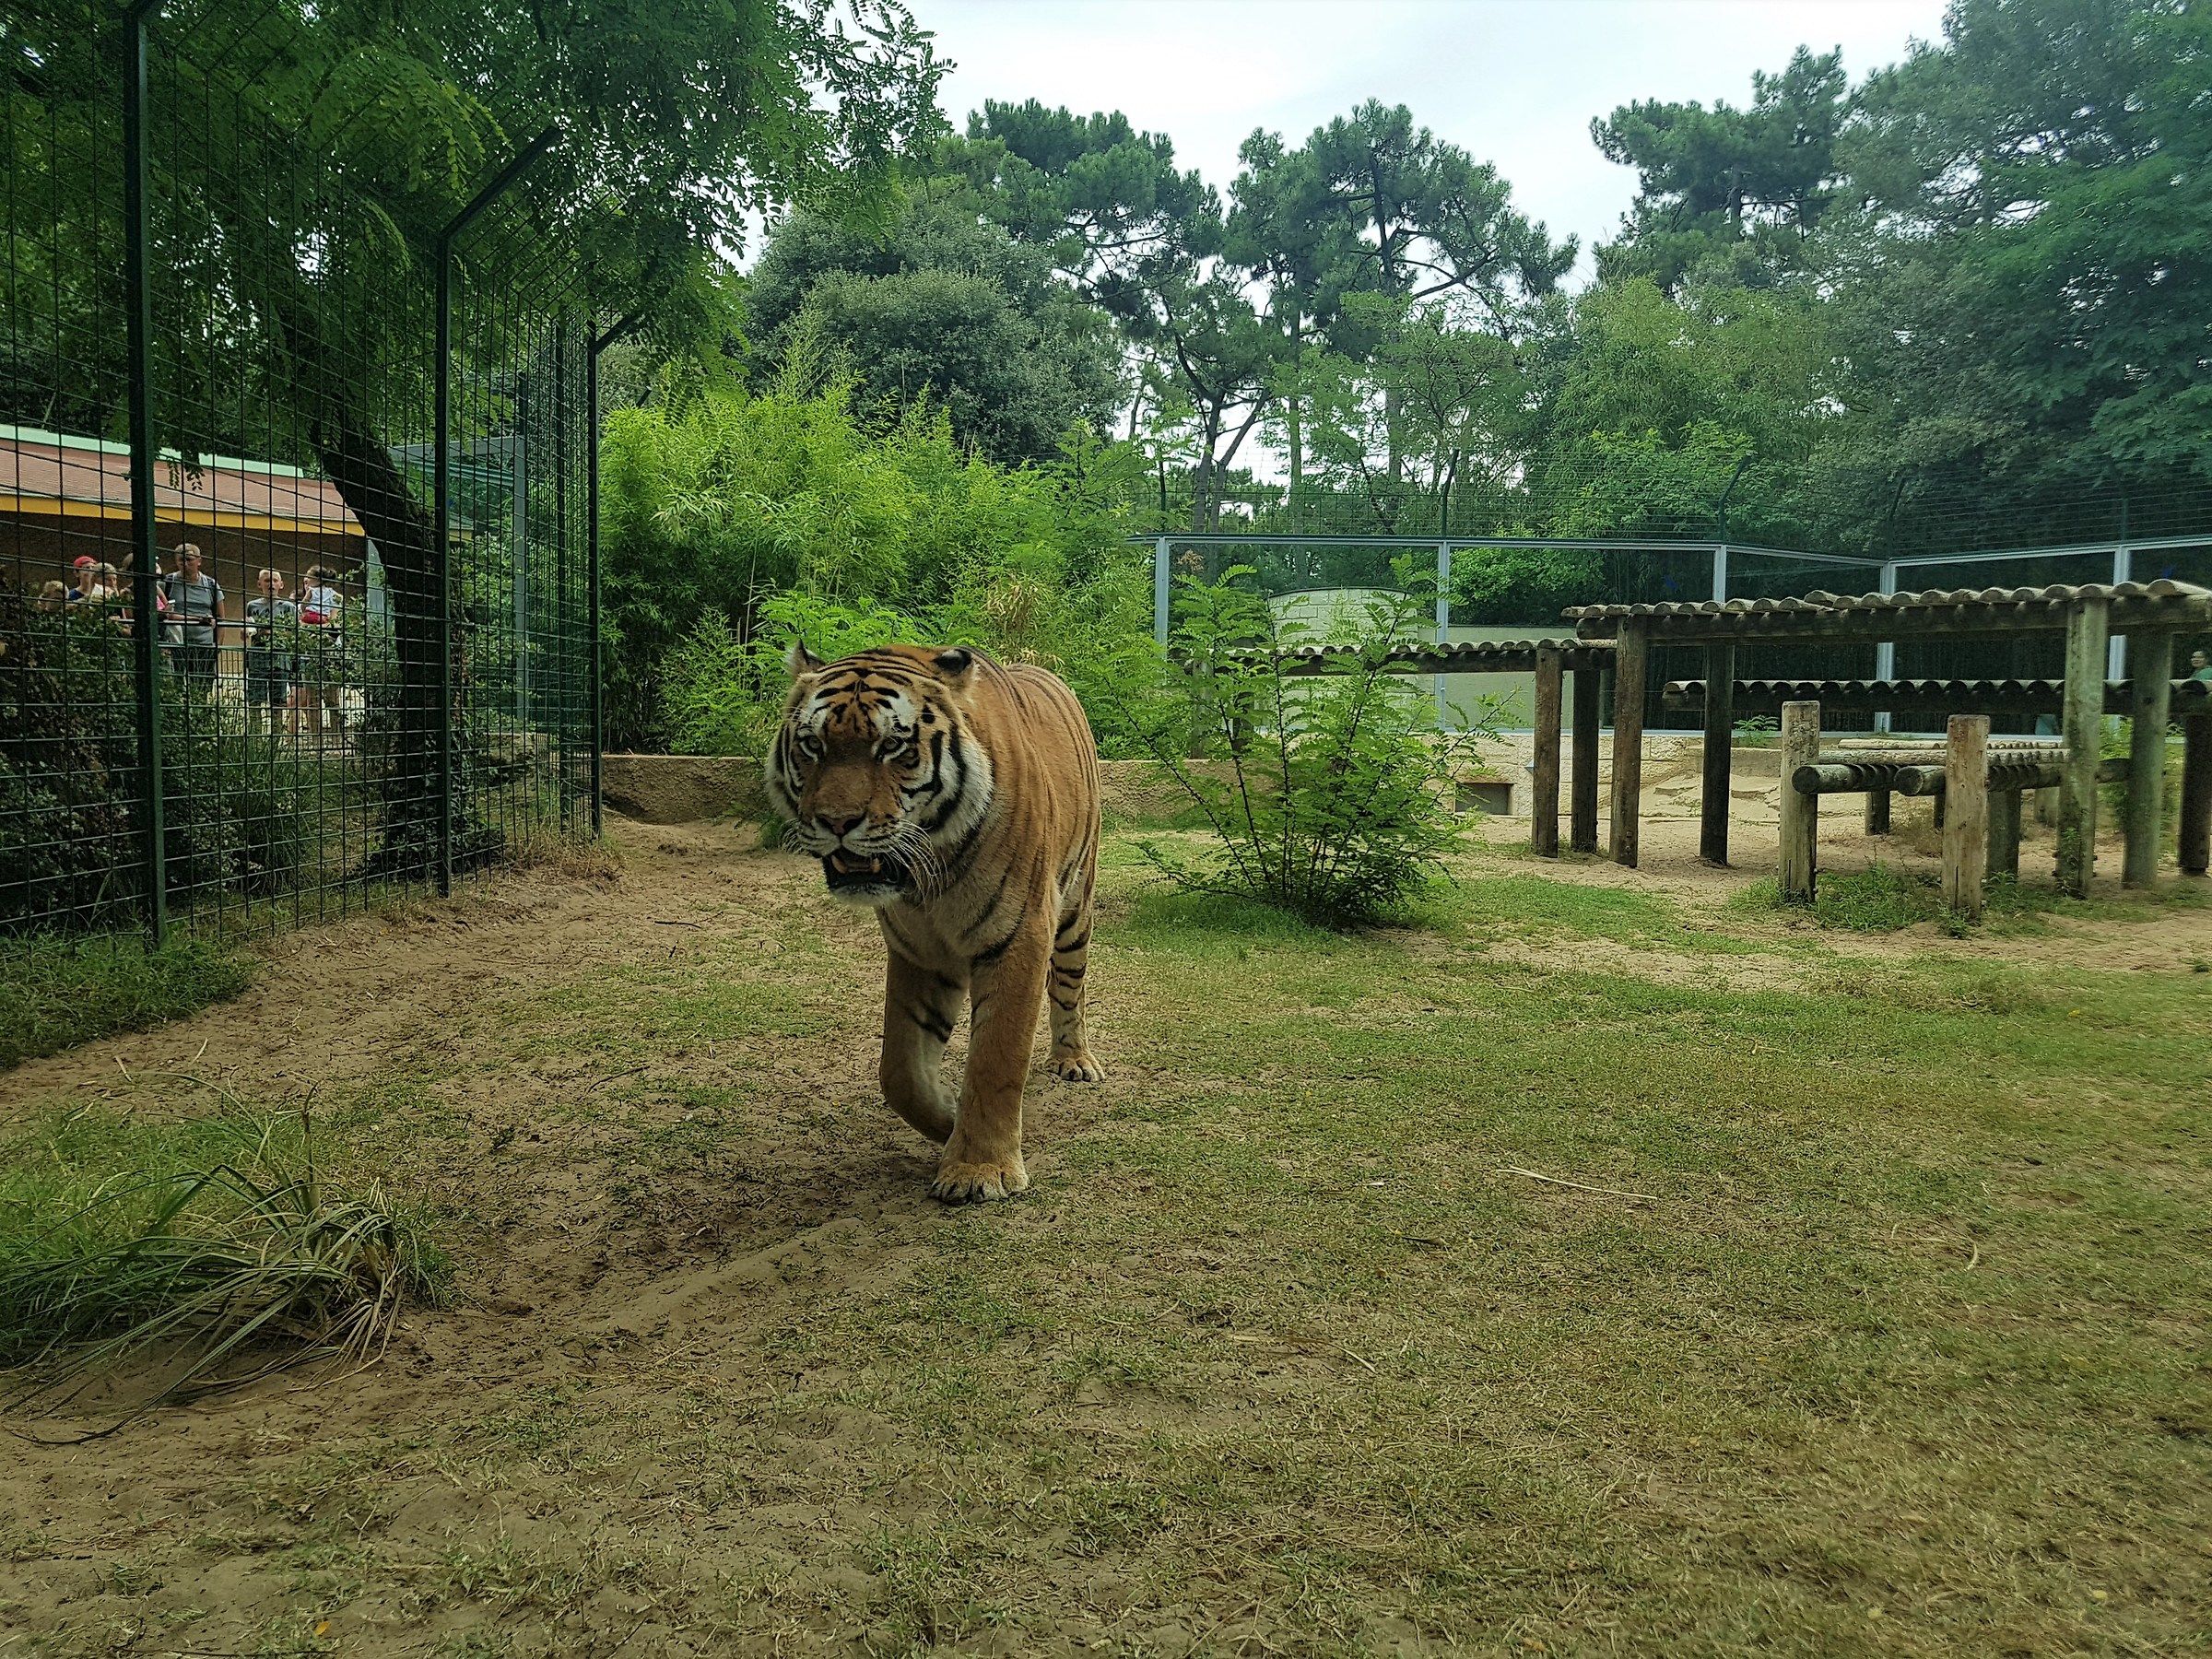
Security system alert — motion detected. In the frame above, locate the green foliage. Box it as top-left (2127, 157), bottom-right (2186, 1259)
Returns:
top-left (0, 599), bottom-right (314, 930)
top-left (0, 1102), bottom-right (449, 1427)
top-left (658, 593), bottom-right (920, 759)
top-left (745, 189), bottom-right (1123, 465)
top-left (600, 371), bottom-right (1148, 751)
top-left (1127, 572), bottom-right (1486, 927)
top-left (0, 934), bottom-right (254, 1071)
top-left (1593, 47), bottom-right (1850, 291)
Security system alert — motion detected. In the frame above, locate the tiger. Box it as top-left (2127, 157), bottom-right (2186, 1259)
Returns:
top-left (764, 643), bottom-right (1105, 1203)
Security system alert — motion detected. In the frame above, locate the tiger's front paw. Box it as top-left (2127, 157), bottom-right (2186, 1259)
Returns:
top-left (1049, 1049), bottom-right (1105, 1083)
top-left (930, 1151), bottom-right (1029, 1204)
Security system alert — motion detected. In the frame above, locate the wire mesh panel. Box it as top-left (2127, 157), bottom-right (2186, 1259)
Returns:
top-left (1, 2), bottom-right (597, 950)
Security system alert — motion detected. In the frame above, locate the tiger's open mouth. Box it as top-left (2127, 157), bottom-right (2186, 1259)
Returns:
top-left (822, 849), bottom-right (907, 895)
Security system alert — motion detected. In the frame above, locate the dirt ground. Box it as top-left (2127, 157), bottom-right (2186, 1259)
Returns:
top-left (2, 809), bottom-right (2206, 1654)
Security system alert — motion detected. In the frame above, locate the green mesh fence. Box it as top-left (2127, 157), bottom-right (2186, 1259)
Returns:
top-left (3, 2), bottom-right (606, 947)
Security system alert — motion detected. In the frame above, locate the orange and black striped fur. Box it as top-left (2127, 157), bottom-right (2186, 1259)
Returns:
top-left (764, 643), bottom-right (1103, 1202)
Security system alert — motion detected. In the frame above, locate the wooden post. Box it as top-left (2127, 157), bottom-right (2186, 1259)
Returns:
top-left (1778, 700), bottom-right (1820, 904)
top-left (1700, 641), bottom-right (1735, 865)
top-left (2057, 596), bottom-right (2110, 897)
top-left (2124, 632), bottom-right (2173, 888)
top-left (1989, 789), bottom-right (2022, 879)
top-left (1608, 621), bottom-right (1649, 868)
top-left (1570, 664), bottom-right (1601, 854)
top-left (1531, 645), bottom-right (1562, 858)
top-left (1864, 790), bottom-right (1891, 835)
top-left (2182, 714), bottom-right (2212, 877)
top-left (1943, 714), bottom-right (1990, 922)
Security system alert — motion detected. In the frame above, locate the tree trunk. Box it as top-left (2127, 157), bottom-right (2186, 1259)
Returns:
top-left (1287, 317), bottom-right (1303, 532)
top-left (306, 400), bottom-right (446, 872)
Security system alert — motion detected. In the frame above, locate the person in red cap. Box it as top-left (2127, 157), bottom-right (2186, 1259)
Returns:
top-left (66, 555), bottom-right (98, 603)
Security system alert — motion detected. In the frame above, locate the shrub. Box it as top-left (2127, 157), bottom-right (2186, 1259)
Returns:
top-left (0, 595), bottom-right (315, 931)
top-left (657, 591), bottom-right (922, 758)
top-left (1125, 571), bottom-right (1488, 927)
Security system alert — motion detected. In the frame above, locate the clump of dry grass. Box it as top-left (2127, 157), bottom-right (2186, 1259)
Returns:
top-left (0, 1098), bottom-right (448, 1434)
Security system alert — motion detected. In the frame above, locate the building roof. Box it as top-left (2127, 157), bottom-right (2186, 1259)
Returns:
top-left (1, 426), bottom-right (363, 536)
top-left (1570, 581), bottom-right (2212, 641)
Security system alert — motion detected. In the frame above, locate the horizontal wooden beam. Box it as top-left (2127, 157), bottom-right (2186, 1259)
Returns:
top-left (1664, 678), bottom-right (2211, 717)
top-left (1794, 758), bottom-right (2126, 796)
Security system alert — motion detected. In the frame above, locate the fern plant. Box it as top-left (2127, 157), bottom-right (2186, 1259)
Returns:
top-left (1127, 569), bottom-right (1489, 927)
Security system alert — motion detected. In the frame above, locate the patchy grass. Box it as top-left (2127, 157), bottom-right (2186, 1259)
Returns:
top-left (3, 827), bottom-right (2208, 1653)
top-left (0, 932), bottom-right (254, 1070)
top-left (1742, 860), bottom-right (2211, 935)
top-left (0, 1102), bottom-right (451, 1426)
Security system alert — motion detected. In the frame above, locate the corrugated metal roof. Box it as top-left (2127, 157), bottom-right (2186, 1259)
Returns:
top-left (3, 432), bottom-right (361, 532)
top-left (1567, 580), bottom-right (2210, 620)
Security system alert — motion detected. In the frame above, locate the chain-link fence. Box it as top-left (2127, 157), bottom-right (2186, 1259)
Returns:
top-left (3, 2), bottom-right (609, 948)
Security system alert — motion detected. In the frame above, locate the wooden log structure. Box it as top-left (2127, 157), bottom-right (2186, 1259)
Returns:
top-left (2124, 633), bottom-right (2174, 888)
top-left (1794, 758), bottom-right (2126, 797)
top-left (1944, 714), bottom-right (1991, 921)
top-left (2183, 714), bottom-right (2212, 877)
top-left (1608, 620), bottom-right (1649, 868)
top-left (1570, 582), bottom-right (2212, 646)
top-left (1865, 789), bottom-right (1891, 836)
top-left (1570, 664), bottom-right (1601, 854)
top-left (1531, 645), bottom-right (1562, 858)
top-left (1989, 788), bottom-right (2023, 877)
top-left (2057, 596), bottom-right (2110, 897)
top-left (1700, 641), bottom-right (1735, 865)
top-left (1662, 677), bottom-right (2211, 719)
top-left (1778, 700), bottom-right (1820, 903)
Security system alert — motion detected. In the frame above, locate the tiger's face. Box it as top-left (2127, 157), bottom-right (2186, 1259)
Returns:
top-left (765, 644), bottom-right (994, 907)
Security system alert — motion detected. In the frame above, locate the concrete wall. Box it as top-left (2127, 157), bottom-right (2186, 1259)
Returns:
top-left (600, 745), bottom-right (1792, 828)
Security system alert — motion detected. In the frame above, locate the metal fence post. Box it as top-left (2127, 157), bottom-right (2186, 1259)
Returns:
top-left (1434, 540), bottom-right (1452, 727)
top-left (1153, 535), bottom-right (1171, 649)
top-left (122, 0), bottom-right (166, 944)
top-left (586, 306), bottom-right (646, 840)
top-left (586, 331), bottom-right (603, 839)
top-left (553, 324), bottom-right (570, 830)
top-left (1874, 560), bottom-right (1899, 735)
top-left (1709, 541), bottom-right (1729, 603)
top-left (2108, 538), bottom-right (2131, 684)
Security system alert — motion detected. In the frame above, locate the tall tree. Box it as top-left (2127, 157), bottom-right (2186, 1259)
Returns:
top-left (1841, 0), bottom-right (2209, 487)
top-left (1593, 47), bottom-right (1851, 292)
top-left (745, 188), bottom-right (1122, 464)
top-left (947, 100), bottom-right (1280, 532)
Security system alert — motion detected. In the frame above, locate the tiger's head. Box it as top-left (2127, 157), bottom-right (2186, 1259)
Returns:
top-left (764, 643), bottom-right (995, 907)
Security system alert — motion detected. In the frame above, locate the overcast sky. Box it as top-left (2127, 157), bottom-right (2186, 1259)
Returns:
top-left (921, 0), bottom-right (1951, 281)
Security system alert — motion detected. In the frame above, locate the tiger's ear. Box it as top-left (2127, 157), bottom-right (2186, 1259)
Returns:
top-left (933, 646), bottom-right (975, 685)
top-left (787, 641), bottom-right (824, 677)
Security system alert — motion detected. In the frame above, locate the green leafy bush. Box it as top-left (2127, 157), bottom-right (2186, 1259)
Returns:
top-left (1126, 571), bottom-right (1487, 927)
top-left (598, 367), bottom-right (1147, 751)
top-left (0, 597), bottom-right (314, 931)
top-left (658, 592), bottom-right (922, 758)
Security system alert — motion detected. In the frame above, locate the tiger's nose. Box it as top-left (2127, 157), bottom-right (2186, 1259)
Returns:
top-left (822, 813), bottom-right (865, 841)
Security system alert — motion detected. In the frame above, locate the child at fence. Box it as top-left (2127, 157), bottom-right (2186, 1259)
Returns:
top-left (297, 565), bottom-right (346, 748)
top-left (244, 567), bottom-right (299, 739)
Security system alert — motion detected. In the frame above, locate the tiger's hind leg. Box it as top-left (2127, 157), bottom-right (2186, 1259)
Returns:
top-left (880, 947), bottom-right (963, 1143)
top-left (1046, 871), bottom-right (1103, 1084)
